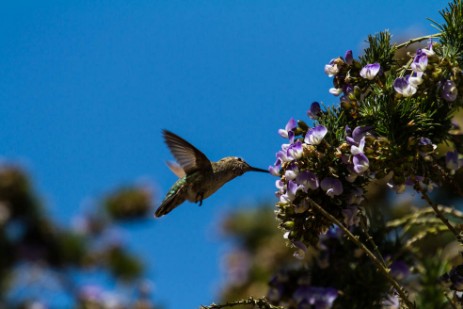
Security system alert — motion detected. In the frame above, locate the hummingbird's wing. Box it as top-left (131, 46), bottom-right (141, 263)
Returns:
top-left (162, 130), bottom-right (212, 174)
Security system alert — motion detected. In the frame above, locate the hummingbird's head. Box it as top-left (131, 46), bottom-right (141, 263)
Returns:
top-left (218, 157), bottom-right (269, 175)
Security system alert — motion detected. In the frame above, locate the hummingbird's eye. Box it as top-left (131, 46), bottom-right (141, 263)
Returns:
top-left (237, 157), bottom-right (243, 162)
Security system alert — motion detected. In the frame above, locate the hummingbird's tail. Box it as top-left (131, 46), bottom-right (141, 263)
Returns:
top-left (154, 189), bottom-right (187, 217)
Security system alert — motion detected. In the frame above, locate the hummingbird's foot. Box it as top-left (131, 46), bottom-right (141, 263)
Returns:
top-left (195, 193), bottom-right (204, 207)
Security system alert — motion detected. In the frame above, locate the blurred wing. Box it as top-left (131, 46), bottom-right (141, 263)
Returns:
top-left (166, 160), bottom-right (186, 178)
top-left (162, 130), bottom-right (212, 174)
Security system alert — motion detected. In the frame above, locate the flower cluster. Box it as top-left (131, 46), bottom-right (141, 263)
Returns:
top-left (271, 29), bottom-right (463, 250)
top-left (271, 115), bottom-right (379, 249)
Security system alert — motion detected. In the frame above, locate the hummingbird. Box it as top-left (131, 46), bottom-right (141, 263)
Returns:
top-left (155, 130), bottom-right (269, 217)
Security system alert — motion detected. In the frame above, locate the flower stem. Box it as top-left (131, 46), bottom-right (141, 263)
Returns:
top-left (308, 198), bottom-right (414, 308)
top-left (359, 217), bottom-right (387, 267)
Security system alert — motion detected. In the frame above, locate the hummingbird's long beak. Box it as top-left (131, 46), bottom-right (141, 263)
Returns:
top-left (248, 166), bottom-right (270, 173)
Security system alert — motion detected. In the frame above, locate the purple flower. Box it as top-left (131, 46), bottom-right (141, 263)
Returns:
top-left (304, 125), bottom-right (328, 145)
top-left (382, 294), bottom-right (400, 309)
top-left (446, 151), bottom-right (463, 171)
top-left (408, 71), bottom-right (424, 87)
top-left (268, 159), bottom-right (281, 176)
top-left (276, 144), bottom-right (291, 162)
top-left (324, 59), bottom-right (339, 77)
top-left (441, 80), bottom-right (458, 102)
top-left (287, 141), bottom-right (303, 160)
top-left (346, 126), bottom-right (372, 146)
top-left (285, 163), bottom-right (299, 180)
top-left (346, 187), bottom-right (364, 205)
top-left (275, 179), bottom-right (285, 193)
top-left (418, 137), bottom-right (436, 154)
top-left (393, 76), bottom-right (417, 97)
top-left (359, 63), bottom-right (380, 80)
top-left (350, 136), bottom-right (365, 155)
top-left (421, 40), bottom-right (435, 56)
top-left (411, 50), bottom-right (428, 72)
top-left (280, 180), bottom-right (302, 203)
top-left (342, 205), bottom-right (360, 226)
top-left (390, 260), bottom-right (410, 280)
top-left (344, 50), bottom-right (353, 65)
top-left (278, 117), bottom-right (297, 139)
top-left (307, 102), bottom-right (321, 119)
top-left (296, 171), bottom-right (319, 190)
top-left (320, 177), bottom-right (343, 197)
top-left (353, 153), bottom-right (369, 174)
top-left (343, 84), bottom-right (354, 95)
top-left (294, 286), bottom-right (338, 309)
top-left (329, 87), bottom-right (342, 96)
top-left (79, 285), bottom-right (104, 302)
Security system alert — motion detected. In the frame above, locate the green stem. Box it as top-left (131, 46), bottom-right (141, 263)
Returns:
top-left (395, 33), bottom-right (441, 49)
top-left (308, 198), bottom-right (414, 309)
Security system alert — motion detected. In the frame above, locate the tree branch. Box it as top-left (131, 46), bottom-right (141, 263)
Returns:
top-left (200, 297), bottom-right (285, 309)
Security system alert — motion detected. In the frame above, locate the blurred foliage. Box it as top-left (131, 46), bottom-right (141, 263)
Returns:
top-left (104, 186), bottom-right (153, 221)
top-left (0, 164), bottom-right (158, 308)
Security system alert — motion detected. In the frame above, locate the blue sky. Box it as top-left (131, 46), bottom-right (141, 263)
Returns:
top-left (0, 1), bottom-right (445, 308)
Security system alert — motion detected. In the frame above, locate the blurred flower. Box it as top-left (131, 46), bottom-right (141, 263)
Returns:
top-left (382, 294), bottom-right (400, 309)
top-left (393, 76), bottom-right (417, 97)
top-left (279, 118), bottom-right (297, 140)
top-left (390, 260), bottom-right (410, 280)
top-left (342, 205), bottom-right (360, 226)
top-left (285, 163), bottom-right (299, 180)
top-left (353, 153), bottom-right (369, 174)
top-left (346, 187), bottom-right (364, 205)
top-left (320, 178), bottom-right (343, 197)
top-left (408, 71), bottom-right (424, 87)
top-left (421, 41), bottom-right (435, 56)
top-left (360, 63), bottom-right (380, 80)
top-left (293, 286), bottom-right (338, 309)
top-left (446, 151), bottom-right (463, 171)
top-left (79, 285), bottom-right (103, 302)
top-left (441, 80), bottom-right (458, 102)
top-left (304, 125), bottom-right (328, 145)
top-left (275, 179), bottom-right (285, 194)
top-left (280, 180), bottom-right (301, 203)
top-left (296, 171), bottom-right (319, 191)
top-left (346, 126), bottom-right (372, 146)
top-left (276, 144), bottom-right (292, 162)
top-left (307, 102), bottom-right (321, 119)
top-left (269, 159), bottom-right (282, 176)
top-left (344, 50), bottom-right (353, 65)
top-left (288, 141), bottom-right (304, 160)
top-left (418, 137), bottom-right (436, 155)
top-left (324, 59), bottom-right (339, 77)
top-left (329, 88), bottom-right (342, 96)
top-left (411, 50), bottom-right (428, 72)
